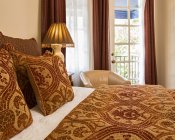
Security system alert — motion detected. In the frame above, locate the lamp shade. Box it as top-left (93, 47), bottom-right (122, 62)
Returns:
top-left (43, 23), bottom-right (74, 47)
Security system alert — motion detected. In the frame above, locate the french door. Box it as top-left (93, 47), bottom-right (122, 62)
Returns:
top-left (110, 0), bottom-right (145, 84)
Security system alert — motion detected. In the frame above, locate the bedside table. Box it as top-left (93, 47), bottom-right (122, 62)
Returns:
top-left (68, 72), bottom-right (74, 86)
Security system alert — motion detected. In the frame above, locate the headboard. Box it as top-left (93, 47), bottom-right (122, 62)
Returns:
top-left (0, 32), bottom-right (41, 56)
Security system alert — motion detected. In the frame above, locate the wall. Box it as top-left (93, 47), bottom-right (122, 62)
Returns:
top-left (0, 0), bottom-right (41, 44)
top-left (155, 0), bottom-right (175, 88)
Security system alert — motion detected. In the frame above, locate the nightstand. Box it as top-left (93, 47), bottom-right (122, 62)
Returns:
top-left (68, 72), bottom-right (74, 86)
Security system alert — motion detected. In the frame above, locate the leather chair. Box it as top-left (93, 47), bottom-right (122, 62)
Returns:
top-left (80, 70), bottom-right (131, 88)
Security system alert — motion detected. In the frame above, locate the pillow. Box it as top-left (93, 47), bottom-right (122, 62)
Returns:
top-left (26, 55), bottom-right (74, 116)
top-left (0, 32), bottom-right (4, 47)
top-left (2, 43), bottom-right (37, 108)
top-left (0, 48), bottom-right (32, 139)
top-left (0, 31), bottom-right (41, 56)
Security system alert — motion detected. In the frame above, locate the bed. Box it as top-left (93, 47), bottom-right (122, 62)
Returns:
top-left (11, 85), bottom-right (175, 140)
top-left (1, 33), bottom-right (175, 140)
top-left (11, 87), bottom-right (94, 140)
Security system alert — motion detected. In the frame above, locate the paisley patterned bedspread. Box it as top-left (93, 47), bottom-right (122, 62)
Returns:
top-left (45, 85), bottom-right (175, 140)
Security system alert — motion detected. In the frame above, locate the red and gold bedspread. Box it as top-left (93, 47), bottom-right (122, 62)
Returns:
top-left (45, 85), bottom-right (175, 140)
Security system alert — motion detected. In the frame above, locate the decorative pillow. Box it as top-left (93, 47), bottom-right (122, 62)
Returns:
top-left (26, 56), bottom-right (74, 116)
top-left (0, 32), bottom-right (4, 47)
top-left (0, 31), bottom-right (41, 56)
top-left (2, 43), bottom-right (37, 108)
top-left (0, 49), bottom-right (32, 140)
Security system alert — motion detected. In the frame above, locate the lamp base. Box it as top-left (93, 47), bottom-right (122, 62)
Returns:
top-left (51, 44), bottom-right (64, 62)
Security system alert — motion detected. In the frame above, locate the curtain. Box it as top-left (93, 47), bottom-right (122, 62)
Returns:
top-left (66, 0), bottom-right (93, 86)
top-left (41, 0), bottom-right (66, 57)
top-left (144, 0), bottom-right (157, 84)
top-left (93, 0), bottom-right (109, 70)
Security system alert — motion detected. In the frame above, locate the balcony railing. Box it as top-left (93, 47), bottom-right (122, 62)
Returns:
top-left (114, 56), bottom-right (139, 84)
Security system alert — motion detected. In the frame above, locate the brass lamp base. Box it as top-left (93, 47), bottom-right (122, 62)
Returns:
top-left (51, 44), bottom-right (64, 62)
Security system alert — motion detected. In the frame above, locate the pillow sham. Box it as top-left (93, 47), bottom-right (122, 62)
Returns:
top-left (26, 55), bottom-right (74, 116)
top-left (0, 48), bottom-right (32, 140)
top-left (2, 43), bottom-right (37, 108)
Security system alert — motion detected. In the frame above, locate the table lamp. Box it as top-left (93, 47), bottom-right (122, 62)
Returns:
top-left (42, 23), bottom-right (74, 62)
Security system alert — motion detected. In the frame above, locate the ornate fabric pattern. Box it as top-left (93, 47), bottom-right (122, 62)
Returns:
top-left (0, 49), bottom-right (32, 140)
top-left (0, 32), bottom-right (4, 47)
top-left (26, 56), bottom-right (74, 116)
top-left (2, 45), bottom-right (37, 109)
top-left (169, 89), bottom-right (175, 101)
top-left (1, 43), bottom-right (15, 52)
top-left (45, 85), bottom-right (175, 140)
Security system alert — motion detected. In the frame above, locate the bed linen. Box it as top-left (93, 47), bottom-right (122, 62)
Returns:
top-left (45, 85), bottom-right (175, 140)
top-left (10, 87), bottom-right (94, 140)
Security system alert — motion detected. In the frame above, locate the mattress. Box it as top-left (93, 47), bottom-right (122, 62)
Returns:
top-left (11, 87), bottom-right (94, 140)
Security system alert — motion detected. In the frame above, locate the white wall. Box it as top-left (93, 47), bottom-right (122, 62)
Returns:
top-left (155, 0), bottom-right (175, 88)
top-left (0, 0), bottom-right (41, 44)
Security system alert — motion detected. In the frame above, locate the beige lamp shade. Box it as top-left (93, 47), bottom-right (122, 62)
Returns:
top-left (43, 23), bottom-right (74, 47)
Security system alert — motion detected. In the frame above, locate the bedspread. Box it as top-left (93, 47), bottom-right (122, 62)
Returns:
top-left (45, 85), bottom-right (175, 140)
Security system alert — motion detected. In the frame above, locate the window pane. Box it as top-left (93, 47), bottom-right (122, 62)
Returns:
top-left (130, 9), bottom-right (140, 25)
top-left (116, 63), bottom-right (129, 78)
top-left (130, 0), bottom-right (139, 8)
top-left (115, 9), bottom-right (128, 25)
top-left (130, 45), bottom-right (140, 84)
top-left (115, 0), bottom-right (127, 7)
top-left (130, 62), bottom-right (139, 84)
top-left (130, 27), bottom-right (140, 43)
top-left (115, 45), bottom-right (129, 61)
top-left (115, 27), bottom-right (128, 43)
top-left (130, 45), bottom-right (140, 60)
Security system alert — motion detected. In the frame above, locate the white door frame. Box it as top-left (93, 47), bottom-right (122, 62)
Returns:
top-left (109, 0), bottom-right (115, 72)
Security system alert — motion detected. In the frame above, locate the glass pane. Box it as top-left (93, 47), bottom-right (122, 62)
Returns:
top-left (130, 27), bottom-right (140, 43)
top-left (130, 62), bottom-right (139, 83)
top-left (130, 9), bottom-right (140, 25)
top-left (115, 27), bottom-right (128, 43)
top-left (116, 63), bottom-right (129, 79)
top-left (116, 56), bottom-right (129, 62)
top-left (130, 45), bottom-right (140, 60)
top-left (115, 45), bottom-right (128, 61)
top-left (115, 9), bottom-right (128, 25)
top-left (130, 0), bottom-right (139, 8)
top-left (115, 0), bottom-right (127, 7)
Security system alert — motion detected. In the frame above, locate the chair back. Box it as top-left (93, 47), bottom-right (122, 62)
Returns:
top-left (80, 70), bottom-right (131, 88)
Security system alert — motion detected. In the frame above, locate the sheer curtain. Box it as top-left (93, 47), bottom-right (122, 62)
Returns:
top-left (139, 0), bottom-right (146, 84)
top-left (66, 0), bottom-right (93, 86)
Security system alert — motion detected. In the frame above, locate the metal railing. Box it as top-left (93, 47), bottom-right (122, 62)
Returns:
top-left (114, 56), bottom-right (139, 84)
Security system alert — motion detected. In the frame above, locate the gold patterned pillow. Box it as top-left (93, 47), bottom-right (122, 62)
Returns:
top-left (2, 43), bottom-right (37, 109)
top-left (26, 56), bottom-right (74, 116)
top-left (0, 49), bottom-right (32, 140)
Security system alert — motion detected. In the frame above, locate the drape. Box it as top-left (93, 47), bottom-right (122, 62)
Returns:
top-left (93, 0), bottom-right (109, 70)
top-left (41, 0), bottom-right (66, 58)
top-left (144, 0), bottom-right (157, 84)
